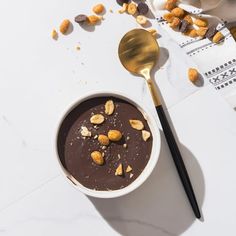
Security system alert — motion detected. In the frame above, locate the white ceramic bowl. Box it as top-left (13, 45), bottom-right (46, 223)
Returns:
top-left (55, 91), bottom-right (161, 198)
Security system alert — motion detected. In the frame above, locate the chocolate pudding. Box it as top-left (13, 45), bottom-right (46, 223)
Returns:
top-left (57, 97), bottom-right (153, 191)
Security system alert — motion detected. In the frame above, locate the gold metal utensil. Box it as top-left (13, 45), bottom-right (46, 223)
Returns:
top-left (118, 28), bottom-right (161, 106)
top-left (118, 28), bottom-right (201, 219)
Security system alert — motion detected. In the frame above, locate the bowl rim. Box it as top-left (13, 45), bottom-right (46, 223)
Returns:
top-left (55, 90), bottom-right (161, 198)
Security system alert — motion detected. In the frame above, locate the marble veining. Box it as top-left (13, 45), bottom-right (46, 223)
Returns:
top-left (0, 214), bottom-right (175, 236)
top-left (0, 175), bottom-right (60, 213)
top-left (105, 217), bottom-right (176, 236)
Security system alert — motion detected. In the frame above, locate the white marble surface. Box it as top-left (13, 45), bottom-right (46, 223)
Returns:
top-left (0, 0), bottom-right (236, 235)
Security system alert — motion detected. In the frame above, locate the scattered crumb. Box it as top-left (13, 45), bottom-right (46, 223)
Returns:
top-left (51, 29), bottom-right (58, 40)
top-left (76, 46), bottom-right (81, 51)
top-left (130, 173), bottom-right (134, 178)
top-left (148, 28), bottom-right (158, 37)
top-left (109, 9), bottom-right (113, 13)
top-left (115, 163), bottom-right (123, 176)
top-left (126, 165), bottom-right (132, 173)
top-left (80, 126), bottom-right (92, 137)
top-left (142, 130), bottom-right (151, 141)
top-left (123, 143), bottom-right (127, 148)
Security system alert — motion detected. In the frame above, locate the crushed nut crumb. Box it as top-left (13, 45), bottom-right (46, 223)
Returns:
top-left (126, 165), bottom-right (132, 173)
top-left (51, 29), bottom-right (58, 40)
top-left (115, 163), bottom-right (123, 176)
top-left (80, 126), bottom-right (92, 137)
top-left (142, 130), bottom-right (151, 141)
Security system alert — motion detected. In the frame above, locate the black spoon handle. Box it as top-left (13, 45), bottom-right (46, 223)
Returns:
top-left (156, 105), bottom-right (201, 219)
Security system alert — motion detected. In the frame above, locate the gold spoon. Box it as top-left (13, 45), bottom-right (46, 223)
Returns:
top-left (118, 28), bottom-right (201, 219)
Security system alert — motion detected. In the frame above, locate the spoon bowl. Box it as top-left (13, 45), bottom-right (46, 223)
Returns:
top-left (119, 29), bottom-right (161, 106)
top-left (118, 29), bottom-right (159, 78)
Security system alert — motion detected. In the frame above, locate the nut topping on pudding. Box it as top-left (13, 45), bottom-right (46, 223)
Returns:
top-left (57, 97), bottom-right (153, 190)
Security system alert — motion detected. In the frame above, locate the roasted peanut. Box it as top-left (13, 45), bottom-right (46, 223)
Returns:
top-left (169, 17), bottom-right (181, 28)
top-left (163, 13), bottom-right (174, 23)
top-left (213, 31), bottom-right (224, 43)
top-left (105, 100), bottom-right (115, 115)
top-left (87, 15), bottom-right (102, 25)
top-left (171, 7), bottom-right (185, 19)
top-left (164, 0), bottom-right (178, 11)
top-left (118, 3), bottom-right (128, 14)
top-left (188, 68), bottom-right (199, 83)
top-left (136, 15), bottom-right (147, 25)
top-left (92, 3), bottom-right (105, 14)
top-left (91, 151), bottom-right (104, 165)
top-left (196, 27), bottom-right (208, 37)
top-left (60, 19), bottom-right (71, 34)
top-left (184, 15), bottom-right (193, 24)
top-left (185, 29), bottom-right (198, 38)
top-left (90, 114), bottom-right (105, 124)
top-left (108, 130), bottom-right (122, 142)
top-left (127, 2), bottom-right (137, 15)
top-left (98, 134), bottom-right (110, 146)
top-left (194, 18), bottom-right (208, 27)
top-left (129, 119), bottom-right (144, 130)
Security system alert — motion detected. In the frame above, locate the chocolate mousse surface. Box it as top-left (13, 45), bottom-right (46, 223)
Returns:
top-left (57, 97), bottom-right (153, 191)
